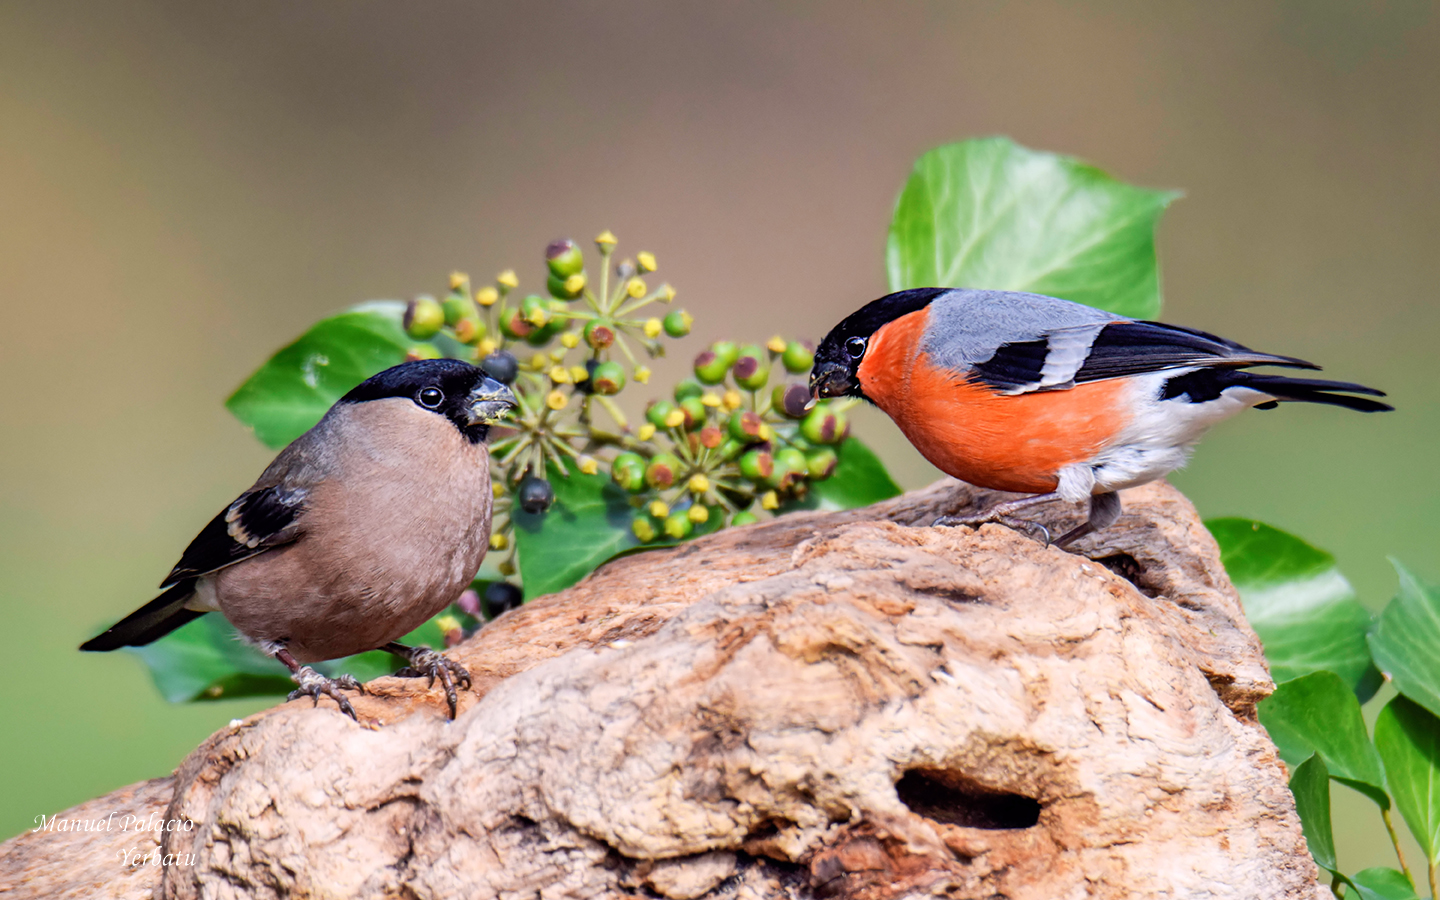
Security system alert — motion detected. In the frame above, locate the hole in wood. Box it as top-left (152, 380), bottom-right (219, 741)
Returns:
top-left (895, 768), bottom-right (1040, 829)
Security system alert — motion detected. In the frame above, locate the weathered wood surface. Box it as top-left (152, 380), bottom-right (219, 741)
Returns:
top-left (0, 479), bottom-right (1323, 899)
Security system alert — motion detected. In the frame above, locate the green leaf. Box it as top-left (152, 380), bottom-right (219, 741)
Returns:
top-left (1207, 518), bottom-right (1380, 698)
top-left (512, 461), bottom-right (722, 601)
top-left (783, 437), bottom-right (903, 513)
top-left (123, 611), bottom-right (446, 702)
top-left (1258, 671), bottom-right (1389, 808)
top-left (226, 301), bottom-right (421, 449)
top-left (886, 137), bottom-right (1179, 318)
top-left (1374, 696), bottom-right (1440, 864)
top-left (1291, 753), bottom-right (1338, 873)
top-left (1370, 561), bottom-right (1440, 720)
top-left (1349, 868), bottom-right (1420, 900)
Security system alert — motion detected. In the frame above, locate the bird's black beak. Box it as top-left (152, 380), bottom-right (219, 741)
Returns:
top-left (807, 362), bottom-right (854, 409)
top-left (466, 379), bottom-right (518, 426)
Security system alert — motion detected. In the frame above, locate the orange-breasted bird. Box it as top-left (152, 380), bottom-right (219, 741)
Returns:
top-left (810, 288), bottom-right (1391, 547)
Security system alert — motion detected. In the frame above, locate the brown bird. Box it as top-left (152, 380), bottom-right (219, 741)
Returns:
top-left (81, 359), bottom-right (517, 719)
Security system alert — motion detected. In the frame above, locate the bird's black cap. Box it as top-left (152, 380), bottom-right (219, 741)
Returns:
top-left (342, 359), bottom-right (516, 442)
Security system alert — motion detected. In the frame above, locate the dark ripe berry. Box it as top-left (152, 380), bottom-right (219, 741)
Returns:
top-left (481, 350), bottom-right (520, 385)
top-left (545, 238), bottom-right (584, 278)
top-left (782, 340), bottom-right (816, 374)
top-left (773, 383), bottom-right (811, 418)
top-left (404, 295), bottom-right (445, 340)
top-left (518, 475), bottom-right (555, 514)
top-left (673, 379), bottom-right (705, 402)
top-left (483, 581), bottom-right (524, 618)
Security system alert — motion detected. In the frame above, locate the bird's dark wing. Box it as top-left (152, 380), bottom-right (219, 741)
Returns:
top-left (970, 320), bottom-right (1320, 393)
top-left (160, 484), bottom-right (308, 588)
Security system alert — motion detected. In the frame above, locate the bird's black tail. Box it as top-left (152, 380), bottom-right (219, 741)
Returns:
top-left (80, 581), bottom-right (207, 651)
top-left (1237, 372), bottom-right (1394, 413)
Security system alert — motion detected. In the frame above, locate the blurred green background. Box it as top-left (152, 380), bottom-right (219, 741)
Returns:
top-left (2, 0), bottom-right (1435, 871)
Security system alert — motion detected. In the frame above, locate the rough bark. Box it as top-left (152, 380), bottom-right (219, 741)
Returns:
top-left (1, 479), bottom-right (1323, 899)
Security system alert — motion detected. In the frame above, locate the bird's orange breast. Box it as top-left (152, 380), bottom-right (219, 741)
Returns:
top-left (857, 308), bottom-right (1132, 494)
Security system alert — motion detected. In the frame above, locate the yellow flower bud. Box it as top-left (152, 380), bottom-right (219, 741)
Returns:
top-left (492, 482), bottom-right (506, 497)
top-left (449, 271), bottom-right (469, 291)
top-left (479, 338), bottom-right (499, 356)
top-left (476, 286), bottom-right (500, 307)
top-left (578, 455), bottom-right (599, 475)
top-left (626, 277), bottom-right (647, 298)
top-left (648, 500), bottom-right (669, 518)
top-left (564, 273), bottom-right (586, 294)
top-left (688, 474), bottom-right (710, 494)
top-left (546, 390), bottom-right (568, 411)
top-left (759, 424), bottom-right (774, 441)
top-left (489, 532), bottom-right (509, 550)
top-left (634, 365), bottom-right (652, 384)
top-left (660, 284), bottom-right (676, 302)
top-left (700, 393), bottom-right (721, 408)
top-left (643, 318), bottom-right (663, 339)
top-left (687, 504), bottom-right (709, 524)
top-left (637, 251), bottom-right (657, 272)
top-left (637, 423), bottom-right (657, 441)
top-left (549, 365), bottom-right (572, 384)
top-left (663, 409), bottom-right (685, 428)
top-left (761, 490), bottom-right (779, 511)
top-left (531, 353), bottom-right (549, 370)
top-left (551, 349), bottom-right (567, 362)
top-left (525, 307), bottom-right (549, 327)
top-left (497, 270), bottom-right (519, 289)
top-left (560, 331), bottom-right (580, 349)
top-left (595, 230), bottom-right (618, 248)
top-left (498, 559), bottom-right (516, 576)
top-left (722, 390), bottom-right (743, 411)
top-left (436, 613), bottom-right (462, 634)
top-left (766, 335), bottom-right (787, 354)
top-left (569, 365), bottom-right (589, 383)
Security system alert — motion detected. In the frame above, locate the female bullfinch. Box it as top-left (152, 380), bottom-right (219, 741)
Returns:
top-left (810, 288), bottom-right (1391, 548)
top-left (81, 359), bottom-right (517, 719)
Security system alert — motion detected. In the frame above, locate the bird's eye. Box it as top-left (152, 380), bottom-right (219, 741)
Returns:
top-left (844, 336), bottom-right (867, 360)
top-left (417, 387), bottom-right (444, 408)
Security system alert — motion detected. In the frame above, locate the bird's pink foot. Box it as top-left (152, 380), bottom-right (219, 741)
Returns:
top-left (287, 666), bottom-right (365, 720)
top-left (386, 643), bottom-right (472, 719)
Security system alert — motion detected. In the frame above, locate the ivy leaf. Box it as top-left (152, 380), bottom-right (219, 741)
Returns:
top-left (1258, 671), bottom-right (1388, 808)
top-left (1369, 561), bottom-right (1440, 720)
top-left (1374, 696), bottom-right (1440, 865)
top-left (1290, 753), bottom-right (1338, 874)
top-left (122, 610), bottom-right (447, 702)
top-left (1206, 518), bottom-right (1380, 699)
top-left (1349, 868), bottom-right (1420, 900)
top-left (226, 301), bottom-right (430, 449)
top-left (887, 137), bottom-right (1179, 318)
top-left (783, 437), bottom-right (902, 513)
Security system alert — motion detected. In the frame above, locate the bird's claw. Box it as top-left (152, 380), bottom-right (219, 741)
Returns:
top-left (394, 648), bottom-right (472, 719)
top-left (933, 513), bottom-right (1051, 547)
top-left (287, 666), bottom-right (364, 720)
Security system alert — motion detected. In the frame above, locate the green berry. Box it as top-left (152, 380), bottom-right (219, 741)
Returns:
top-left (693, 349), bottom-right (730, 385)
top-left (800, 406), bottom-right (849, 445)
top-left (406, 343), bottom-right (442, 361)
top-left (673, 378), bottom-right (705, 402)
top-left (782, 340), bottom-right (815, 374)
top-left (453, 315), bottom-right (486, 345)
top-left (731, 511), bottom-right (759, 527)
top-left (403, 296), bottom-right (445, 340)
top-left (442, 292), bottom-right (474, 326)
top-left (738, 449), bottom-right (774, 483)
top-left (806, 448), bottom-right (839, 481)
top-left (711, 341), bottom-right (740, 367)
top-left (632, 514), bottom-right (658, 543)
top-left (545, 238), bottom-right (585, 278)
top-left (663, 510), bottom-right (693, 540)
top-left (646, 453), bottom-right (682, 489)
top-left (584, 318), bottom-right (617, 350)
top-left (771, 447), bottom-right (807, 489)
top-left (732, 344), bottom-right (769, 390)
top-left (646, 400), bottom-right (679, 429)
top-left (678, 397), bottom-right (707, 428)
top-left (499, 307), bottom-right (534, 340)
top-left (592, 360), bottom-right (626, 395)
top-left (547, 272), bottom-right (584, 300)
top-left (520, 294), bottom-right (550, 327)
top-left (726, 410), bottom-right (765, 444)
top-left (612, 452), bottom-right (647, 492)
top-left (716, 438), bottom-right (745, 461)
top-left (663, 309), bottom-right (693, 338)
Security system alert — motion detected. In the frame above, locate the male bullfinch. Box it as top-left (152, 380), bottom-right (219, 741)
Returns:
top-left (82, 359), bottom-right (517, 719)
top-left (811, 288), bottom-right (1391, 548)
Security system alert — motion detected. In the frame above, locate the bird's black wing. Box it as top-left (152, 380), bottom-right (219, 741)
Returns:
top-left (160, 484), bottom-right (308, 588)
top-left (970, 320), bottom-right (1320, 393)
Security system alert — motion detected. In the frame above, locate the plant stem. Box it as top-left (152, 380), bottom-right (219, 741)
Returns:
top-left (1380, 807), bottom-right (1414, 887)
top-left (1329, 873), bottom-right (1344, 898)
top-left (1429, 860), bottom-right (1437, 900)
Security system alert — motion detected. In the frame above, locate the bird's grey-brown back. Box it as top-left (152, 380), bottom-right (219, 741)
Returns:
top-left (208, 398), bottom-right (494, 662)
